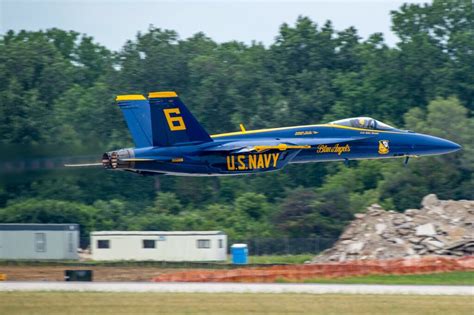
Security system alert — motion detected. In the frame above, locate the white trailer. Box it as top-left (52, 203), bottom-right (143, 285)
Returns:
top-left (0, 224), bottom-right (79, 260)
top-left (91, 231), bottom-right (227, 261)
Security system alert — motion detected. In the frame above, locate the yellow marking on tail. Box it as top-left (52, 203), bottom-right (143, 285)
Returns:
top-left (116, 95), bottom-right (146, 101)
top-left (148, 91), bottom-right (178, 98)
top-left (163, 108), bottom-right (187, 131)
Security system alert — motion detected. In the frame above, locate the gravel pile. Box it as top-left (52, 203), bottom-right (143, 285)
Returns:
top-left (312, 194), bottom-right (474, 262)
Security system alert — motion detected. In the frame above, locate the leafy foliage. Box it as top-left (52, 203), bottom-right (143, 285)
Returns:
top-left (0, 1), bottom-right (472, 242)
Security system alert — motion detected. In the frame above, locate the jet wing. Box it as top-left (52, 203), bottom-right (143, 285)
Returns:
top-left (204, 136), bottom-right (374, 153)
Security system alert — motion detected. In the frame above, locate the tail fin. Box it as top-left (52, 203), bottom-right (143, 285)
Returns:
top-left (148, 91), bottom-right (212, 146)
top-left (116, 95), bottom-right (153, 147)
top-left (116, 91), bottom-right (212, 147)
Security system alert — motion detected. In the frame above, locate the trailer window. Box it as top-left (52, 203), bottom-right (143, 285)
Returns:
top-left (35, 233), bottom-right (46, 252)
top-left (197, 239), bottom-right (211, 249)
top-left (218, 239), bottom-right (223, 248)
top-left (143, 239), bottom-right (156, 249)
top-left (68, 233), bottom-right (74, 253)
top-left (97, 240), bottom-right (110, 249)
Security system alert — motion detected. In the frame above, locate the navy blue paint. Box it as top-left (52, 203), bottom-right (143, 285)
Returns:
top-left (113, 97), bottom-right (461, 176)
top-left (147, 96), bottom-right (212, 146)
top-left (117, 99), bottom-right (153, 147)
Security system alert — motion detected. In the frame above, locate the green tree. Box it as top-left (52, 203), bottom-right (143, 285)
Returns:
top-left (0, 1), bottom-right (472, 242)
top-left (234, 192), bottom-right (269, 220)
top-left (379, 97), bottom-right (473, 209)
top-left (150, 192), bottom-right (183, 215)
top-left (273, 188), bottom-right (350, 239)
top-left (0, 199), bottom-right (97, 237)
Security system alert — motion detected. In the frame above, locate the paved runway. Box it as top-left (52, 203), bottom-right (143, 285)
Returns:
top-left (0, 282), bottom-right (473, 295)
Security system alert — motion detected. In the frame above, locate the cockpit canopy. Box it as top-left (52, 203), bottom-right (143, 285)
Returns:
top-left (329, 117), bottom-right (398, 131)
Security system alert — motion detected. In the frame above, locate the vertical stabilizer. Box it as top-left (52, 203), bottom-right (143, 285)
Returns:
top-left (116, 91), bottom-right (212, 147)
top-left (116, 95), bottom-right (153, 148)
top-left (148, 91), bottom-right (212, 146)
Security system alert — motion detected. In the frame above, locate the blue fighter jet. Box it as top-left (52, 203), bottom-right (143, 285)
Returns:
top-left (67, 91), bottom-right (461, 176)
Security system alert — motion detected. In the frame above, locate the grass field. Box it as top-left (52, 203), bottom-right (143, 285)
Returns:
top-left (0, 254), bottom-right (314, 266)
top-left (277, 271), bottom-right (474, 286)
top-left (0, 292), bottom-right (472, 315)
top-left (248, 254), bottom-right (313, 264)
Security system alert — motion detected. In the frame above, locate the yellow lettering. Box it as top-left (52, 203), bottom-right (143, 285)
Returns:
top-left (248, 154), bottom-right (257, 169)
top-left (227, 153), bottom-right (282, 171)
top-left (237, 155), bottom-right (246, 170)
top-left (271, 153), bottom-right (280, 167)
top-left (163, 108), bottom-right (186, 131)
top-left (317, 144), bottom-right (350, 155)
top-left (257, 155), bottom-right (265, 169)
top-left (226, 156), bottom-right (235, 170)
top-left (317, 145), bottom-right (328, 153)
top-left (264, 154), bottom-right (272, 168)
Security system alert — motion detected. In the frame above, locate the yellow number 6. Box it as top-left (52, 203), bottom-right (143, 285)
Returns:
top-left (163, 108), bottom-right (186, 131)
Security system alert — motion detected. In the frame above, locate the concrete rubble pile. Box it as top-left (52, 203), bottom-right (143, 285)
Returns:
top-left (313, 194), bottom-right (474, 262)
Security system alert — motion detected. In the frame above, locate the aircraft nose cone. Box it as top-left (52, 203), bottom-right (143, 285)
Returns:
top-left (429, 137), bottom-right (462, 154)
top-left (412, 135), bottom-right (462, 156)
top-left (442, 139), bottom-right (462, 152)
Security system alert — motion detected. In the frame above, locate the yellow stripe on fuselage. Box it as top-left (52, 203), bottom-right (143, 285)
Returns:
top-left (210, 124), bottom-right (406, 138)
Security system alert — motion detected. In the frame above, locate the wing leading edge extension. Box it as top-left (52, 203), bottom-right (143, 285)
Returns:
top-left (204, 135), bottom-right (375, 154)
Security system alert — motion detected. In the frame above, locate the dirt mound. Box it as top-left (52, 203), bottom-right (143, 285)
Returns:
top-left (312, 194), bottom-right (473, 263)
top-left (152, 256), bottom-right (474, 282)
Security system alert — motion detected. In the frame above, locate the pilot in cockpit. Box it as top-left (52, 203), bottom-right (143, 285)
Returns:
top-left (329, 117), bottom-right (398, 131)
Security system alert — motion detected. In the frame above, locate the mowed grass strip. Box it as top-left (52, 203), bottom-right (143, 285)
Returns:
top-left (280, 271), bottom-right (474, 285)
top-left (248, 254), bottom-right (314, 264)
top-left (0, 292), bottom-right (473, 315)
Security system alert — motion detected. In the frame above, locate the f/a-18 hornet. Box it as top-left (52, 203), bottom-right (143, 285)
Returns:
top-left (67, 91), bottom-right (461, 176)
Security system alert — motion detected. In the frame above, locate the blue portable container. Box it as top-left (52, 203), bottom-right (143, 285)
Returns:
top-left (231, 244), bottom-right (248, 264)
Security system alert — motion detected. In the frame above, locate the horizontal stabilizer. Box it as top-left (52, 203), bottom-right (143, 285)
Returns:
top-left (120, 156), bottom-right (186, 163)
top-left (64, 163), bottom-right (102, 167)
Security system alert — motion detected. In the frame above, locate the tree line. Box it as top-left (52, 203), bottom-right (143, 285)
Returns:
top-left (0, 0), bottom-right (472, 243)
